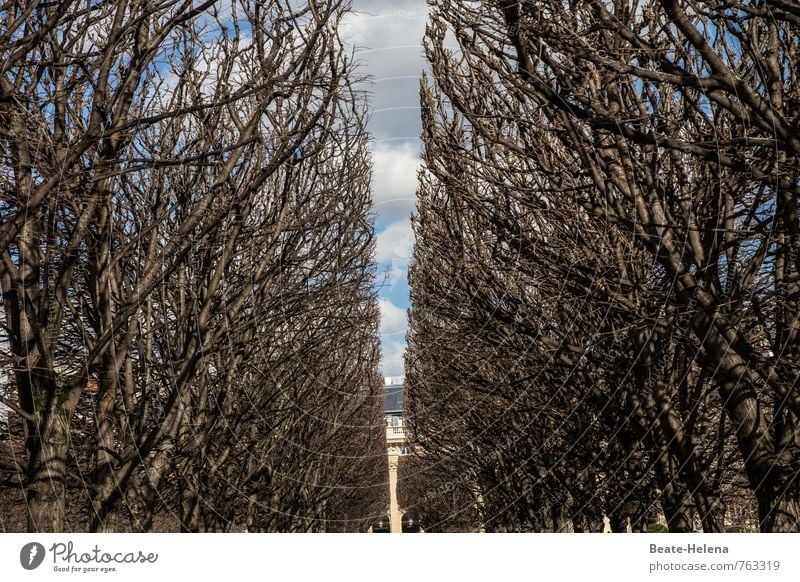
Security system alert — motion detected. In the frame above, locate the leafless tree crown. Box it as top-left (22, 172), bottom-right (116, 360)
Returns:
top-left (1, 0), bottom-right (387, 532)
top-left (403, 0), bottom-right (799, 533)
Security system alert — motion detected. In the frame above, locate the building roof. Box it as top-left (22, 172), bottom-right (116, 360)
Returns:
top-left (384, 384), bottom-right (403, 415)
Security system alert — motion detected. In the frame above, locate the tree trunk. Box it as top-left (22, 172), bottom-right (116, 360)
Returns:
top-left (571, 516), bottom-right (585, 533)
top-left (27, 422), bottom-right (68, 531)
top-left (660, 484), bottom-right (693, 533)
top-left (27, 385), bottom-right (81, 532)
top-left (693, 491), bottom-right (725, 533)
top-left (123, 444), bottom-right (174, 532)
top-left (587, 512), bottom-right (605, 533)
top-left (608, 510), bottom-right (629, 533)
top-left (179, 477), bottom-right (201, 533)
top-left (757, 473), bottom-right (800, 532)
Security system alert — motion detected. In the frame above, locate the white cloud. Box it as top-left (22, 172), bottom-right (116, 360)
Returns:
top-left (340, 2), bottom-right (429, 81)
top-left (381, 336), bottom-right (407, 377)
top-left (375, 219), bottom-right (414, 290)
top-left (375, 219), bottom-right (414, 263)
top-left (378, 298), bottom-right (408, 377)
top-left (372, 143), bottom-right (420, 223)
top-left (378, 298), bottom-right (408, 336)
top-left (340, 1), bottom-right (425, 379)
top-left (341, 1), bottom-right (430, 144)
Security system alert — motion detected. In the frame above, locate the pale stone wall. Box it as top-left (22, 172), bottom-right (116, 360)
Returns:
top-left (386, 416), bottom-right (406, 533)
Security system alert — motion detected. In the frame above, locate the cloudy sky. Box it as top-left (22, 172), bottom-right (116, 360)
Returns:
top-left (341, 0), bottom-right (429, 377)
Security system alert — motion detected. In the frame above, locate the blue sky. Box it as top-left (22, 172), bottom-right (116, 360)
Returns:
top-left (342, 0), bottom-right (429, 376)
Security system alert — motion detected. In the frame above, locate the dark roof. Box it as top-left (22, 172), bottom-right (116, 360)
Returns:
top-left (384, 384), bottom-right (403, 414)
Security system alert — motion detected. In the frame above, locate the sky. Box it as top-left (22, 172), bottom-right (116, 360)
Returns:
top-left (341, 0), bottom-right (429, 377)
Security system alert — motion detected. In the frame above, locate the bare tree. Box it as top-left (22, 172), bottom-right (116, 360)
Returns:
top-left (1, 0), bottom-right (386, 533)
top-left (405, 0), bottom-right (795, 532)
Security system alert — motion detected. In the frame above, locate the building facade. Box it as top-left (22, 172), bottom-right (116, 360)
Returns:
top-left (381, 377), bottom-right (419, 533)
top-left (384, 377), bottom-right (406, 533)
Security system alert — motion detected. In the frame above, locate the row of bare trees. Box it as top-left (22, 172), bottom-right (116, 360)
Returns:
top-left (0, 0), bottom-right (387, 532)
top-left (402, 0), bottom-right (799, 532)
